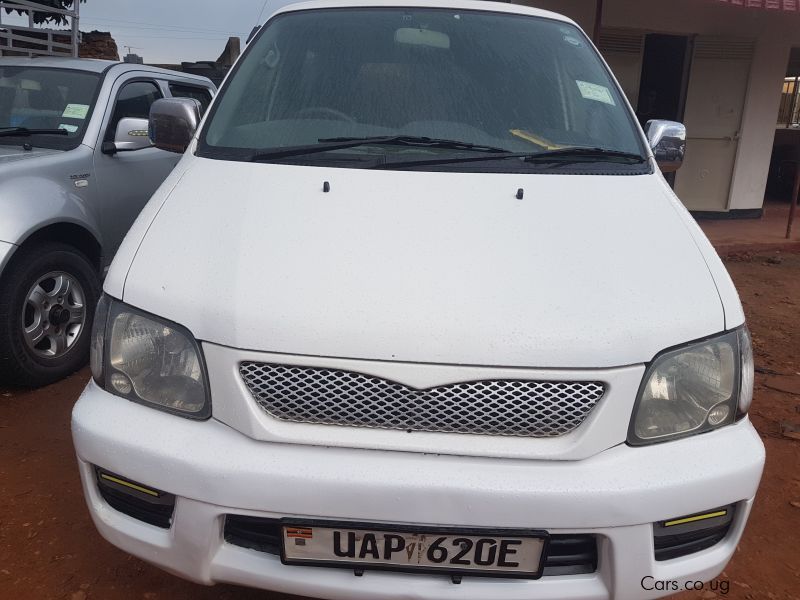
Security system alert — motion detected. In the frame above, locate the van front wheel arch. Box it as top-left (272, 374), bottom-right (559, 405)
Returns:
top-left (0, 242), bottom-right (100, 387)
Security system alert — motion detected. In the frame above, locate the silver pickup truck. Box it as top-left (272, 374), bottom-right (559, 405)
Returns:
top-left (0, 57), bottom-right (215, 387)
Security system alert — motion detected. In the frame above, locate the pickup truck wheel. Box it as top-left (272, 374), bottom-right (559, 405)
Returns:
top-left (0, 242), bottom-right (99, 388)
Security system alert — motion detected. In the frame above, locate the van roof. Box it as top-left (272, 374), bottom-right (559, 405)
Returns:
top-left (268, 0), bottom-right (575, 26)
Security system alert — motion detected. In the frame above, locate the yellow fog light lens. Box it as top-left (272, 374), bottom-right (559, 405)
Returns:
top-left (99, 472), bottom-right (160, 497)
top-left (663, 509), bottom-right (728, 528)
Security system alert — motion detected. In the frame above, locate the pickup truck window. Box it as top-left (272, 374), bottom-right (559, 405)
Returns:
top-left (105, 80), bottom-right (163, 142)
top-left (0, 66), bottom-right (100, 150)
top-left (169, 83), bottom-right (213, 114)
top-left (199, 8), bottom-right (647, 173)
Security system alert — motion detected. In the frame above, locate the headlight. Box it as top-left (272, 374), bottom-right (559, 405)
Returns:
top-left (90, 295), bottom-right (210, 419)
top-left (738, 326), bottom-right (754, 416)
top-left (90, 294), bottom-right (111, 385)
top-left (628, 328), bottom-right (751, 445)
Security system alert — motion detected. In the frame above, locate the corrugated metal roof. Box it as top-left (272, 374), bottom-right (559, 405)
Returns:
top-left (716, 0), bottom-right (800, 11)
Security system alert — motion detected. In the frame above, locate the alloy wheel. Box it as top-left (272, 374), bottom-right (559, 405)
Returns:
top-left (22, 271), bottom-right (86, 359)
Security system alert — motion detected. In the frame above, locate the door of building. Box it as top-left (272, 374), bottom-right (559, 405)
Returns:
top-left (635, 33), bottom-right (692, 187)
top-left (598, 28), bottom-right (645, 108)
top-left (635, 34), bottom-right (691, 127)
top-left (674, 37), bottom-right (755, 211)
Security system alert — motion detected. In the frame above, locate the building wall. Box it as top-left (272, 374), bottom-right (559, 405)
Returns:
top-left (730, 34), bottom-right (789, 209)
top-left (519, 0), bottom-right (796, 211)
top-left (79, 31), bottom-right (119, 61)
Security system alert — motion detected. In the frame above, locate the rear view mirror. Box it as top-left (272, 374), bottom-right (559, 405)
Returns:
top-left (645, 120), bottom-right (686, 173)
top-left (149, 98), bottom-right (202, 154)
top-left (395, 28), bottom-right (450, 49)
top-left (101, 117), bottom-right (151, 155)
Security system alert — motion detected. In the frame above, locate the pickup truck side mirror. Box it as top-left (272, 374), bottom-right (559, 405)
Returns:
top-left (149, 98), bottom-right (202, 154)
top-left (101, 117), bottom-right (152, 155)
top-left (645, 120), bottom-right (686, 173)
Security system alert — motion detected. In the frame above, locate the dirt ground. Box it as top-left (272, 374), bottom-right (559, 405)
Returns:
top-left (1, 252), bottom-right (799, 600)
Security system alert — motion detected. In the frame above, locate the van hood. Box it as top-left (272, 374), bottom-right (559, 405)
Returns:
top-left (120, 158), bottom-right (725, 368)
top-left (0, 144), bottom-right (61, 164)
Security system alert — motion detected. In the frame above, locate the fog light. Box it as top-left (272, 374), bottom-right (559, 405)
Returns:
top-left (95, 467), bottom-right (175, 529)
top-left (110, 372), bottom-right (132, 395)
top-left (99, 471), bottom-right (160, 497)
top-left (708, 404), bottom-right (731, 426)
top-left (654, 505), bottom-right (735, 561)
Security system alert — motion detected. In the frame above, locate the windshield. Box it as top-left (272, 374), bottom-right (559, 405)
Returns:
top-left (199, 8), bottom-right (647, 173)
top-left (0, 67), bottom-right (101, 150)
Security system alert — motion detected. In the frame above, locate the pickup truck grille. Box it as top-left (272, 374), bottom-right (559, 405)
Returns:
top-left (239, 362), bottom-right (605, 438)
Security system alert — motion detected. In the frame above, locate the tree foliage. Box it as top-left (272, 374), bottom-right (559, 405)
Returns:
top-left (5, 0), bottom-right (85, 26)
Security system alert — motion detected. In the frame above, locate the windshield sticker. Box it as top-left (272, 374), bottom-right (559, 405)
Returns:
top-left (576, 81), bottom-right (616, 106)
top-left (62, 103), bottom-right (89, 119)
top-left (58, 124), bottom-right (78, 133)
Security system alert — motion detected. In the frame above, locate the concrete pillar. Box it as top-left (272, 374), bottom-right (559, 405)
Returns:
top-left (728, 35), bottom-right (792, 210)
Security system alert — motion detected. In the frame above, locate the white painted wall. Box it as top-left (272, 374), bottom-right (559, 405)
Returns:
top-left (519, 0), bottom-right (796, 211)
top-left (730, 34), bottom-right (791, 209)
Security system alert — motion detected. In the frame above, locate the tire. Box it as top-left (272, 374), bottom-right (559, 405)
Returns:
top-left (0, 242), bottom-right (100, 387)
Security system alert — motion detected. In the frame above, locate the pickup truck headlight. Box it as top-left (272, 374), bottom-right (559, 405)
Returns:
top-left (90, 295), bottom-right (210, 419)
top-left (628, 328), bottom-right (753, 445)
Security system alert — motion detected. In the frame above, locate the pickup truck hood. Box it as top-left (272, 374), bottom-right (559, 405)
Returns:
top-left (120, 159), bottom-right (725, 368)
top-left (0, 144), bottom-right (60, 164)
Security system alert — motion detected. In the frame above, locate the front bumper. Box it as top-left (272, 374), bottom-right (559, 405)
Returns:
top-left (72, 382), bottom-right (765, 600)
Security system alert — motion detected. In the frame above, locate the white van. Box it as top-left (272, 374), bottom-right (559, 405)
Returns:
top-left (72, 2), bottom-right (765, 598)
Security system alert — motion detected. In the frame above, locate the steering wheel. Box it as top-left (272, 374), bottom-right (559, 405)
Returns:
top-left (295, 106), bottom-right (356, 123)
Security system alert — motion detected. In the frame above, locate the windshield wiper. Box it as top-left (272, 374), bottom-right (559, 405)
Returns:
top-left (248, 135), bottom-right (511, 162)
top-left (0, 127), bottom-right (69, 137)
top-left (372, 146), bottom-right (647, 169)
top-left (319, 136), bottom-right (511, 153)
top-left (523, 147), bottom-right (646, 163)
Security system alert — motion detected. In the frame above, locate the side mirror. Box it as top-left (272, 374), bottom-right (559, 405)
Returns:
top-left (101, 117), bottom-right (151, 155)
top-left (645, 120), bottom-right (686, 173)
top-left (149, 98), bottom-right (201, 154)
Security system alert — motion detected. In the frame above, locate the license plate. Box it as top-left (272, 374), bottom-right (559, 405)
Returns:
top-left (281, 521), bottom-right (548, 579)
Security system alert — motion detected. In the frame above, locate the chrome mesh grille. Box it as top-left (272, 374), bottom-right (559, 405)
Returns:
top-left (239, 362), bottom-right (605, 438)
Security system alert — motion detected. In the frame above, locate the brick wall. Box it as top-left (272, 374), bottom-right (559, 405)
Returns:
top-left (78, 31), bottom-right (119, 60)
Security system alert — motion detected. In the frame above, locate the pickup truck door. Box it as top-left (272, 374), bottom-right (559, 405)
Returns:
top-left (92, 75), bottom-right (180, 262)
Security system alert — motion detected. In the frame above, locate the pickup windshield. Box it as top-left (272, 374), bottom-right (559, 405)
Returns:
top-left (0, 67), bottom-right (100, 150)
top-left (199, 8), bottom-right (647, 173)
